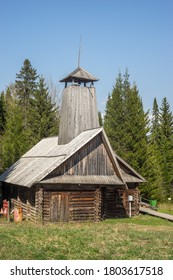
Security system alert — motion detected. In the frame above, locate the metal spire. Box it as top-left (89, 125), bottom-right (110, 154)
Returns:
top-left (78, 36), bottom-right (82, 68)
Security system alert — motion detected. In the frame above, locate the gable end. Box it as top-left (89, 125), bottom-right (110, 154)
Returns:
top-left (44, 134), bottom-right (116, 179)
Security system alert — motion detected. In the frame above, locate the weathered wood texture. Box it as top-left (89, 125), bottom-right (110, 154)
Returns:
top-left (103, 188), bottom-right (139, 218)
top-left (48, 134), bottom-right (116, 178)
top-left (59, 67), bottom-right (98, 83)
top-left (35, 186), bottom-right (43, 223)
top-left (43, 187), bottom-right (102, 223)
top-left (42, 187), bottom-right (139, 223)
top-left (58, 86), bottom-right (99, 145)
top-left (7, 185), bottom-right (44, 223)
top-left (9, 185), bottom-right (37, 222)
top-left (125, 189), bottom-right (140, 216)
top-left (3, 183), bottom-right (139, 223)
top-left (50, 192), bottom-right (69, 222)
top-left (140, 206), bottom-right (173, 222)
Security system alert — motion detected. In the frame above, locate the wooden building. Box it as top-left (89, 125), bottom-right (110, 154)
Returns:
top-left (0, 66), bottom-right (145, 223)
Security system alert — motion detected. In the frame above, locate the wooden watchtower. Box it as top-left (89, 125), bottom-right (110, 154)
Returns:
top-left (58, 67), bottom-right (99, 145)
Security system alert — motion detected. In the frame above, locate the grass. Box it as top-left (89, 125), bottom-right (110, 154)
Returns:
top-left (0, 214), bottom-right (173, 260)
top-left (157, 203), bottom-right (173, 215)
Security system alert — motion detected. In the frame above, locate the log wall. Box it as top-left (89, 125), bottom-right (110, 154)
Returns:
top-left (4, 183), bottom-right (140, 223)
top-left (125, 189), bottom-right (140, 216)
top-left (103, 188), bottom-right (140, 218)
top-left (42, 186), bottom-right (102, 223)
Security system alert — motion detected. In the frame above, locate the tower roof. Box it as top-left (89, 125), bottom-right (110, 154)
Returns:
top-left (59, 67), bottom-right (99, 83)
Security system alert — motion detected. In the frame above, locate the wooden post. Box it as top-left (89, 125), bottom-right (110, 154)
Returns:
top-left (128, 195), bottom-right (133, 218)
top-left (35, 186), bottom-right (44, 224)
top-left (95, 187), bottom-right (101, 222)
top-left (7, 200), bottom-right (10, 222)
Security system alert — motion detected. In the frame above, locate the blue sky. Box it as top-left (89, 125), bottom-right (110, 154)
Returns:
top-left (0, 0), bottom-right (172, 114)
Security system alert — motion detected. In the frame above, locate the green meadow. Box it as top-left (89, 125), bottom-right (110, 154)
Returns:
top-left (0, 214), bottom-right (173, 260)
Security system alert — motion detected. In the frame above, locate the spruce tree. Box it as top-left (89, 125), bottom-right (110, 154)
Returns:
top-left (0, 92), bottom-right (6, 172)
top-left (104, 70), bottom-right (149, 172)
top-left (98, 112), bottom-right (103, 127)
top-left (31, 77), bottom-right (59, 142)
top-left (0, 87), bottom-right (15, 172)
top-left (159, 97), bottom-right (173, 198)
top-left (104, 72), bottom-right (126, 156)
top-left (160, 98), bottom-right (173, 138)
top-left (151, 98), bottom-right (160, 137)
top-left (15, 59), bottom-right (38, 128)
top-left (123, 83), bottom-right (149, 173)
top-left (147, 98), bottom-right (163, 200)
top-left (0, 91), bottom-right (6, 134)
top-left (104, 70), bottom-right (151, 197)
top-left (2, 102), bottom-right (30, 169)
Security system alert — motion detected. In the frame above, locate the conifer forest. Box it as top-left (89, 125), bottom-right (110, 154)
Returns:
top-left (0, 60), bottom-right (173, 202)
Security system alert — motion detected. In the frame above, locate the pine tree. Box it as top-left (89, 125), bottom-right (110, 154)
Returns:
top-left (31, 77), bottom-right (59, 142)
top-left (0, 91), bottom-right (6, 134)
top-left (160, 97), bottom-right (173, 138)
top-left (15, 59), bottom-right (38, 128)
top-left (0, 88), bottom-right (15, 172)
top-left (104, 70), bottom-right (151, 197)
top-left (104, 72), bottom-right (126, 156)
top-left (146, 98), bottom-right (163, 200)
top-left (151, 98), bottom-right (160, 136)
top-left (2, 102), bottom-right (30, 169)
top-left (0, 92), bottom-right (5, 171)
top-left (104, 70), bottom-right (149, 172)
top-left (123, 83), bottom-right (149, 173)
top-left (0, 61), bottom-right (61, 172)
top-left (123, 69), bottom-right (131, 99)
top-left (159, 97), bottom-right (173, 198)
top-left (98, 111), bottom-right (103, 127)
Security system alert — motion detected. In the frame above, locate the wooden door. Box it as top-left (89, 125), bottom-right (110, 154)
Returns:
top-left (50, 192), bottom-right (69, 222)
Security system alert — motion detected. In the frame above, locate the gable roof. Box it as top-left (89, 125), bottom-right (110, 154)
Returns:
top-left (115, 154), bottom-right (146, 183)
top-left (0, 128), bottom-right (101, 187)
top-left (59, 67), bottom-right (99, 83)
top-left (0, 127), bottom-right (145, 188)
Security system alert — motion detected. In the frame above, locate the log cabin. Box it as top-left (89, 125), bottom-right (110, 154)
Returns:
top-left (0, 66), bottom-right (145, 223)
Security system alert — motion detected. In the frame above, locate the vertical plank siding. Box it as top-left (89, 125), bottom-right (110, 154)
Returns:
top-left (9, 185), bottom-right (37, 222)
top-left (58, 86), bottom-right (99, 145)
top-left (47, 135), bottom-right (115, 178)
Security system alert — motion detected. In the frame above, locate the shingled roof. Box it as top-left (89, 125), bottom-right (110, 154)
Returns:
top-left (59, 67), bottom-right (99, 83)
top-left (0, 128), bottom-right (145, 188)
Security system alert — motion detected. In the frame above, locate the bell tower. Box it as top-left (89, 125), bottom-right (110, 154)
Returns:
top-left (58, 67), bottom-right (99, 145)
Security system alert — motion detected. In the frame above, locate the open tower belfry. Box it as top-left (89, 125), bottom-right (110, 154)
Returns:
top-left (58, 67), bottom-right (99, 145)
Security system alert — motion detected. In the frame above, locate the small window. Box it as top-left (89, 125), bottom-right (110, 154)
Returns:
top-left (116, 191), bottom-right (124, 208)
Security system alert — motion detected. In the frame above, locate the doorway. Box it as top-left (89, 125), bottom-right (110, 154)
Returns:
top-left (50, 192), bottom-right (69, 222)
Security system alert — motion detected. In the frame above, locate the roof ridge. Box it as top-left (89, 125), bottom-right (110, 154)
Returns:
top-left (59, 66), bottom-right (99, 83)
